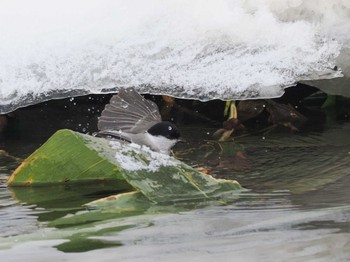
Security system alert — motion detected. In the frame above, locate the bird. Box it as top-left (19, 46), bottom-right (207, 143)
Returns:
top-left (97, 88), bottom-right (181, 155)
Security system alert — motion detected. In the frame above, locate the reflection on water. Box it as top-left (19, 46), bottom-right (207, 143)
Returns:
top-left (0, 183), bottom-right (42, 238)
top-left (0, 120), bottom-right (350, 260)
top-left (177, 123), bottom-right (350, 197)
top-left (0, 188), bottom-right (349, 261)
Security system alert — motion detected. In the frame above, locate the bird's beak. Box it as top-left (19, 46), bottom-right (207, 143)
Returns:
top-left (178, 137), bottom-right (186, 143)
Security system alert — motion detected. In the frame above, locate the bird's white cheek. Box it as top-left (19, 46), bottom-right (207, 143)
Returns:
top-left (147, 135), bottom-right (177, 154)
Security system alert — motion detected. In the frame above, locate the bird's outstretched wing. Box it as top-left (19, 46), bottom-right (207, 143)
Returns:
top-left (98, 88), bottom-right (162, 134)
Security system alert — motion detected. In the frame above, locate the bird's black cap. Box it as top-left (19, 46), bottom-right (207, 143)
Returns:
top-left (147, 121), bottom-right (181, 140)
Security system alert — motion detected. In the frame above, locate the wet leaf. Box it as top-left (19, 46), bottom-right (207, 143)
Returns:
top-left (7, 130), bottom-right (129, 187)
top-left (8, 129), bottom-right (242, 208)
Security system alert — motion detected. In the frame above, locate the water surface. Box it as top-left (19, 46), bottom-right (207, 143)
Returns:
top-left (0, 118), bottom-right (349, 261)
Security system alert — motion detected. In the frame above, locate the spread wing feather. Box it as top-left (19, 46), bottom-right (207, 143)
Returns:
top-left (98, 88), bottom-right (162, 134)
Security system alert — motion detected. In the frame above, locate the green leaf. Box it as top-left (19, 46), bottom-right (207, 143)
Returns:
top-left (7, 129), bottom-right (130, 187)
top-left (8, 129), bottom-right (241, 207)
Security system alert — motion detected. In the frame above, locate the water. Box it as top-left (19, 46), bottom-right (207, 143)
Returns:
top-left (1, 0), bottom-right (350, 113)
top-left (0, 106), bottom-right (349, 261)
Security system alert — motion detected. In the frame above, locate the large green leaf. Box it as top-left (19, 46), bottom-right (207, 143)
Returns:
top-left (101, 137), bottom-right (241, 203)
top-left (7, 129), bottom-right (130, 187)
top-left (8, 129), bottom-right (241, 206)
top-left (120, 166), bottom-right (241, 203)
